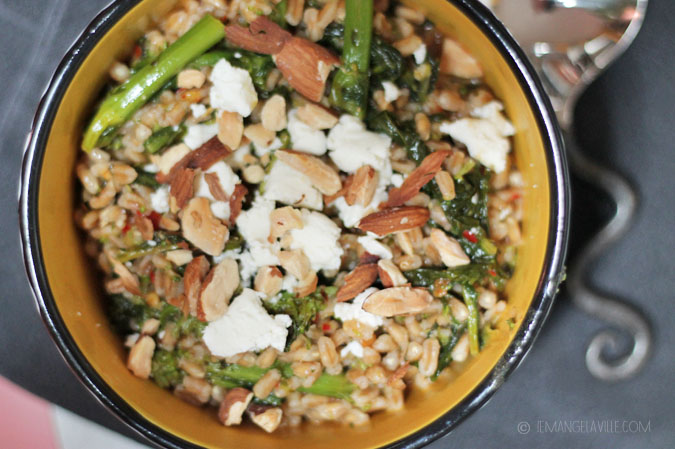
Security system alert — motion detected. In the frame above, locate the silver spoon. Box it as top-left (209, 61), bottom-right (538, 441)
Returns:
top-left (492, 0), bottom-right (651, 381)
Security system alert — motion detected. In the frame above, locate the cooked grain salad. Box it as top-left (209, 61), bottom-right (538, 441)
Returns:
top-left (75, 0), bottom-right (524, 433)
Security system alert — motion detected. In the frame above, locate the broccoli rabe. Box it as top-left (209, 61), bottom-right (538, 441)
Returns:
top-left (151, 349), bottom-right (184, 389)
top-left (367, 110), bottom-right (430, 163)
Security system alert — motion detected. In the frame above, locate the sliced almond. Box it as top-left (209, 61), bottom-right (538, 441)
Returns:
top-left (204, 172), bottom-right (229, 202)
top-left (278, 249), bottom-right (311, 280)
top-left (198, 258), bottom-right (239, 322)
top-left (133, 214), bottom-right (154, 241)
top-left (362, 287), bottom-right (433, 317)
top-left (244, 123), bottom-right (276, 148)
top-left (429, 228), bottom-right (470, 267)
top-left (225, 16), bottom-right (292, 55)
top-left (357, 206), bottom-right (430, 236)
top-left (184, 255), bottom-right (210, 317)
top-left (166, 249), bottom-right (193, 266)
top-left (157, 137), bottom-right (231, 184)
top-left (254, 266), bottom-right (284, 297)
top-left (217, 111), bottom-right (244, 150)
top-left (228, 183), bottom-right (248, 225)
top-left (382, 150), bottom-right (451, 208)
top-left (295, 271), bottom-right (318, 297)
top-left (127, 335), bottom-right (155, 379)
top-left (275, 150), bottom-right (341, 195)
top-left (275, 36), bottom-right (340, 102)
top-left (155, 143), bottom-right (190, 177)
top-left (261, 94), bottom-right (287, 132)
top-left (170, 167), bottom-right (196, 209)
top-left (296, 103), bottom-right (338, 130)
top-left (110, 257), bottom-right (141, 296)
top-left (345, 165), bottom-right (378, 206)
top-left (336, 263), bottom-right (379, 302)
top-left (377, 259), bottom-right (408, 288)
top-left (248, 405), bottom-right (283, 433)
top-left (174, 376), bottom-right (212, 405)
top-left (181, 197), bottom-right (229, 256)
top-left (218, 387), bottom-right (254, 426)
top-left (440, 38), bottom-right (484, 79)
top-left (269, 206), bottom-right (303, 242)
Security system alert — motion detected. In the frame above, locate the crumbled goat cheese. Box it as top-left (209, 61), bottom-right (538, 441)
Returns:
top-left (413, 43), bottom-right (427, 65)
top-left (150, 185), bottom-right (170, 213)
top-left (327, 115), bottom-right (392, 173)
top-left (281, 274), bottom-right (299, 292)
top-left (195, 161), bottom-right (241, 199)
top-left (143, 163), bottom-right (159, 173)
top-left (357, 236), bottom-right (393, 259)
top-left (252, 137), bottom-right (283, 157)
top-left (210, 201), bottom-right (231, 221)
top-left (382, 81), bottom-right (401, 103)
top-left (183, 123), bottom-right (218, 149)
top-left (262, 160), bottom-right (323, 210)
top-left (290, 209), bottom-right (344, 272)
top-left (236, 197), bottom-right (275, 243)
top-left (439, 101), bottom-right (515, 173)
top-left (190, 103), bottom-right (207, 119)
top-left (230, 143), bottom-right (251, 168)
top-left (333, 287), bottom-right (383, 328)
top-left (391, 173), bottom-right (405, 187)
top-left (209, 59), bottom-right (258, 117)
top-left (203, 289), bottom-right (291, 357)
top-left (287, 109), bottom-right (327, 155)
top-left (340, 341), bottom-right (365, 358)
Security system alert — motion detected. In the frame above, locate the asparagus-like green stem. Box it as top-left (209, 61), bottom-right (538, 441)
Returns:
top-left (82, 15), bottom-right (225, 151)
top-left (330, 0), bottom-right (373, 119)
top-left (463, 285), bottom-right (481, 356)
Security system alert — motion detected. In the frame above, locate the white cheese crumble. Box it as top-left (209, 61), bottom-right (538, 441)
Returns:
top-left (262, 160), bottom-right (323, 210)
top-left (190, 103), bottom-right (207, 119)
top-left (195, 161), bottom-right (241, 199)
top-left (209, 59), bottom-right (258, 117)
top-left (234, 197), bottom-right (281, 285)
top-left (150, 185), bottom-right (170, 213)
top-left (340, 341), bottom-right (365, 358)
top-left (357, 236), bottom-right (393, 259)
top-left (327, 115), bottom-right (392, 173)
top-left (391, 173), bottom-right (405, 187)
top-left (210, 201), bottom-right (231, 221)
top-left (252, 137), bottom-right (283, 157)
top-left (289, 209), bottom-right (344, 272)
top-left (203, 289), bottom-right (291, 357)
top-left (333, 288), bottom-right (383, 328)
top-left (143, 163), bottom-right (159, 173)
top-left (287, 109), bottom-right (327, 155)
top-left (413, 43), bottom-right (427, 65)
top-left (439, 101), bottom-right (515, 173)
top-left (229, 143), bottom-right (252, 169)
top-left (183, 123), bottom-right (218, 149)
top-left (382, 81), bottom-right (401, 103)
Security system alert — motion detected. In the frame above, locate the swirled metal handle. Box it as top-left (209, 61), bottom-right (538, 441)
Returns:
top-left (564, 131), bottom-right (651, 381)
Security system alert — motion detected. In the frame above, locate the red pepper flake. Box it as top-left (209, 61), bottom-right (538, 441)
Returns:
top-left (121, 222), bottom-right (131, 235)
top-left (149, 270), bottom-right (156, 284)
top-left (148, 211), bottom-right (162, 230)
top-left (510, 192), bottom-right (521, 201)
top-left (463, 230), bottom-right (478, 243)
top-left (488, 269), bottom-right (497, 277)
top-left (132, 44), bottom-right (142, 61)
top-left (322, 323), bottom-right (331, 332)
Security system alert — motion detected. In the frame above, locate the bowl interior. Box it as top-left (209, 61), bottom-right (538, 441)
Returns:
top-left (32, 0), bottom-right (555, 447)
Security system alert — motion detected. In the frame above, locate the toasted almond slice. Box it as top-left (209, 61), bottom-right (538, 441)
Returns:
top-left (324, 174), bottom-right (353, 205)
top-left (225, 17), bottom-right (292, 55)
top-left (248, 406), bottom-right (283, 433)
top-left (261, 94), bottom-right (287, 132)
top-left (254, 266), bottom-right (284, 297)
top-left (382, 150), bottom-right (451, 208)
top-left (218, 388), bottom-right (254, 426)
top-left (336, 263), bottom-right (379, 302)
top-left (133, 214), bottom-right (154, 241)
top-left (357, 206), bottom-right (430, 236)
top-left (204, 172), bottom-right (229, 202)
top-left (278, 249), bottom-right (311, 280)
top-left (429, 228), bottom-right (470, 267)
top-left (440, 38), bottom-right (484, 79)
top-left (269, 206), bottom-right (303, 242)
top-left (110, 257), bottom-right (141, 296)
top-left (157, 137), bottom-right (231, 184)
top-left (181, 197), bottom-right (229, 256)
top-left (377, 259), bottom-right (408, 288)
top-left (170, 167), bottom-right (196, 209)
top-left (296, 103), bottom-right (338, 130)
top-left (295, 271), bottom-right (318, 297)
top-left (166, 249), bottom-right (193, 266)
top-left (155, 143), bottom-right (191, 177)
top-left (218, 111), bottom-right (244, 150)
top-left (184, 255), bottom-right (210, 317)
top-left (228, 184), bottom-right (248, 226)
top-left (244, 123), bottom-right (276, 148)
top-left (275, 150), bottom-right (342, 195)
top-left (362, 287), bottom-right (433, 316)
top-left (197, 258), bottom-right (239, 322)
top-left (345, 165), bottom-right (378, 206)
top-left (127, 335), bottom-right (155, 379)
top-left (275, 36), bottom-right (340, 102)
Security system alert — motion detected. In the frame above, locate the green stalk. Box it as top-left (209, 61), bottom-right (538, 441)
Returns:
top-left (463, 285), bottom-right (480, 356)
top-left (82, 15), bottom-right (225, 151)
top-left (330, 0), bottom-right (373, 119)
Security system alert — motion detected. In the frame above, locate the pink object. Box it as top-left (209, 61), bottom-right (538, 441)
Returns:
top-left (0, 376), bottom-right (57, 449)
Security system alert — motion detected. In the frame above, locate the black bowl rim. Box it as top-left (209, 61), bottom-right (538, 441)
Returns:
top-left (19, 0), bottom-right (569, 448)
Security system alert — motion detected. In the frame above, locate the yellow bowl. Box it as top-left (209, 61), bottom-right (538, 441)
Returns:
top-left (20, 0), bottom-right (568, 447)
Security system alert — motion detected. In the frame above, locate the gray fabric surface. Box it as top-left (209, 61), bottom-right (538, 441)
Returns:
top-left (0, 1), bottom-right (672, 448)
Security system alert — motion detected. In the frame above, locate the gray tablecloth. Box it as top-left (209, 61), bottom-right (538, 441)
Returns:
top-left (1, 1), bottom-right (673, 448)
